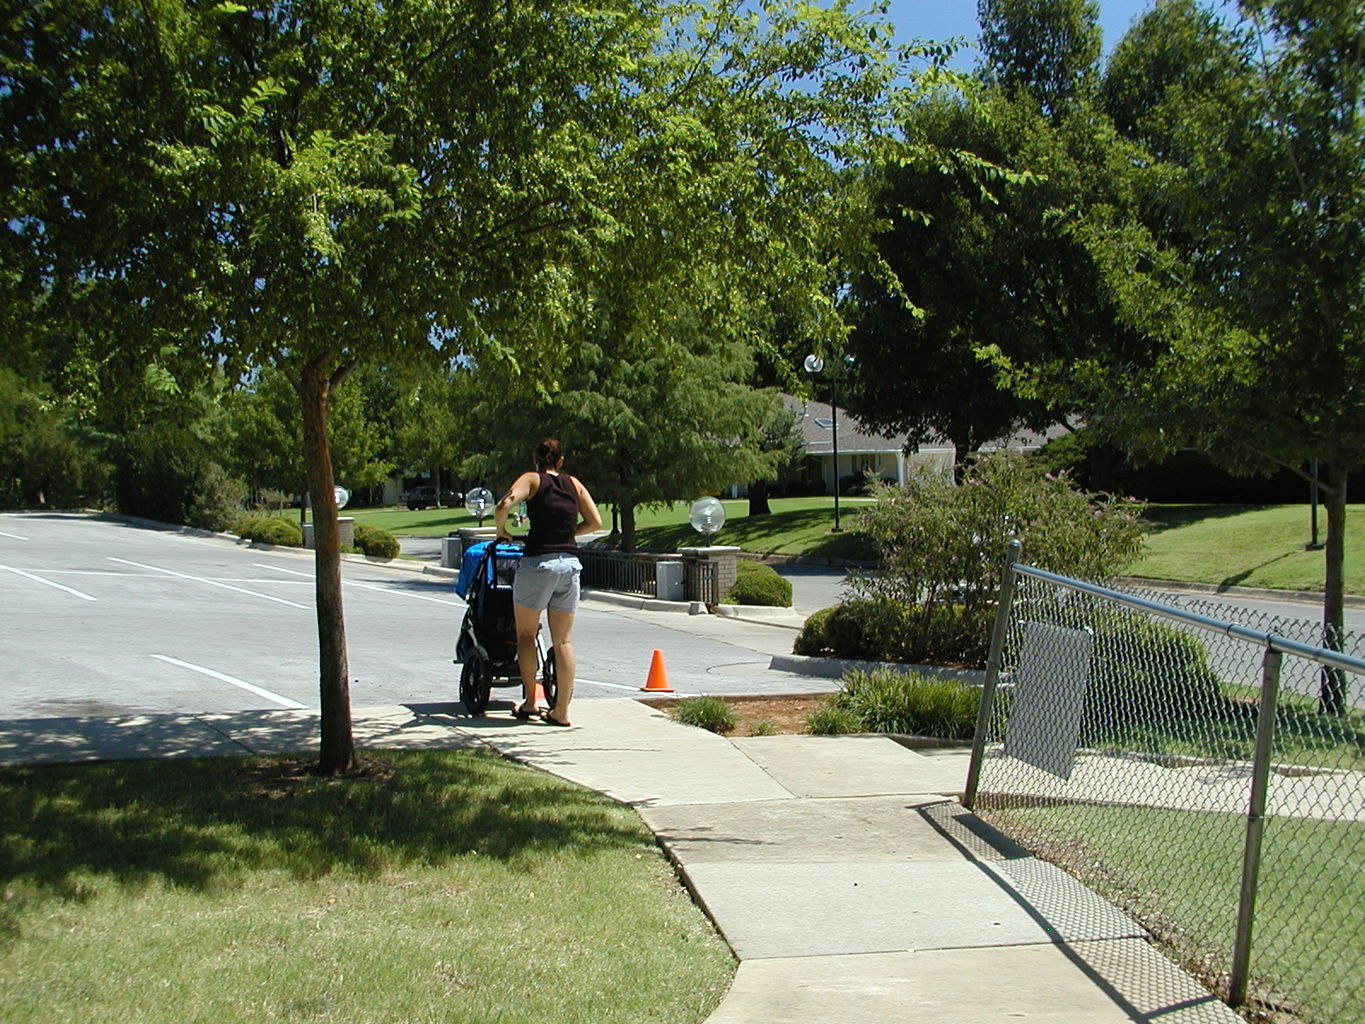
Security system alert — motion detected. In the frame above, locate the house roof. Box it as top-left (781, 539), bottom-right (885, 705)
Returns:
top-left (784, 394), bottom-right (1068, 457)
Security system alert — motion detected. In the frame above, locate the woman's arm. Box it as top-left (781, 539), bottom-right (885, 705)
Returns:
top-left (572, 478), bottom-right (603, 536)
top-left (494, 472), bottom-right (539, 540)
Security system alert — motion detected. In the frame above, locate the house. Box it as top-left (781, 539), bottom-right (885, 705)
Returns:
top-left (781, 394), bottom-right (1067, 496)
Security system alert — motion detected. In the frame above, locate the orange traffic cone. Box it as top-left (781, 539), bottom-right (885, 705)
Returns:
top-left (534, 679), bottom-right (548, 702)
top-left (640, 649), bottom-right (673, 692)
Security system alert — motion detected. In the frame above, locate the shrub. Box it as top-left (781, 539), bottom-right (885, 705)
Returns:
top-left (824, 598), bottom-right (911, 660)
top-left (236, 515), bottom-right (303, 547)
top-left (850, 452), bottom-right (1147, 615)
top-left (671, 696), bottom-right (738, 735)
top-left (902, 602), bottom-right (989, 666)
top-left (793, 606), bottom-right (837, 656)
top-left (725, 560), bottom-right (792, 607)
top-left (822, 667), bottom-right (979, 739)
top-left (807, 702), bottom-right (860, 735)
top-left (187, 462), bottom-right (249, 532)
top-left (795, 599), bottom-right (990, 667)
top-left (353, 523), bottom-right (400, 559)
top-left (1082, 612), bottom-right (1224, 740)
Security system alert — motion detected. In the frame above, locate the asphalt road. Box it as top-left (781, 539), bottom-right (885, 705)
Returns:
top-left (5, 514), bottom-right (1359, 723)
top-left (0, 513), bottom-right (825, 723)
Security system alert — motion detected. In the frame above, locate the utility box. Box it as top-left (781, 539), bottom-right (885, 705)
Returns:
top-left (656, 560), bottom-right (684, 602)
top-left (441, 534), bottom-right (460, 568)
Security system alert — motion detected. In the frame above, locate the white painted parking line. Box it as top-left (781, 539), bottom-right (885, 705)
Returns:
top-left (151, 654), bottom-right (309, 709)
top-left (0, 530), bottom-right (28, 540)
top-left (0, 563), bottom-right (97, 601)
top-left (255, 562), bottom-right (463, 607)
top-left (109, 557), bottom-right (309, 609)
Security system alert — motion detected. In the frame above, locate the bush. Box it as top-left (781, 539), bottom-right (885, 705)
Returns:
top-left (850, 452), bottom-right (1147, 614)
top-left (815, 667), bottom-right (980, 739)
top-left (794, 599), bottom-right (990, 666)
top-left (187, 462), bottom-right (249, 532)
top-left (725, 560), bottom-right (792, 607)
top-left (353, 523), bottom-right (400, 559)
top-left (807, 702), bottom-right (860, 735)
top-left (902, 602), bottom-right (990, 666)
top-left (1082, 612), bottom-right (1224, 740)
top-left (793, 606), bottom-right (837, 656)
top-left (671, 696), bottom-right (737, 734)
top-left (824, 598), bottom-right (912, 660)
top-left (236, 515), bottom-right (303, 547)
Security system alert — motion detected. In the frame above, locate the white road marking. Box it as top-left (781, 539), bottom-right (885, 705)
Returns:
top-left (0, 563), bottom-right (97, 601)
top-left (255, 562), bottom-right (463, 607)
top-left (151, 654), bottom-right (309, 710)
top-left (0, 531), bottom-right (28, 540)
top-left (109, 557), bottom-right (309, 609)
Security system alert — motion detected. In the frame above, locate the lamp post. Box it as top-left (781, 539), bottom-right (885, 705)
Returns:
top-left (804, 353), bottom-right (853, 533)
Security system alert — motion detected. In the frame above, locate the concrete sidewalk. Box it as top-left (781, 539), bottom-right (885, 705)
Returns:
top-left (0, 698), bottom-right (1239, 1024)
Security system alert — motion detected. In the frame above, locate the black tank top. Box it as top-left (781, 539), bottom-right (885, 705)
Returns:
top-left (524, 472), bottom-right (579, 556)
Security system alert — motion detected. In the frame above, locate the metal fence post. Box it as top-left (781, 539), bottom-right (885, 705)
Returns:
top-left (964, 539), bottom-right (1023, 810)
top-left (1229, 646), bottom-right (1283, 1008)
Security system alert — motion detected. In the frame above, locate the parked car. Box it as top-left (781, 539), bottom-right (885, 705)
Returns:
top-left (406, 486), bottom-right (462, 511)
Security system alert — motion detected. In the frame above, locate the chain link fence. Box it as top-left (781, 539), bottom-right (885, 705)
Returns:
top-left (964, 546), bottom-right (1364, 1024)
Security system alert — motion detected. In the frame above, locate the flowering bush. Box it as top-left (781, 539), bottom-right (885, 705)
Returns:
top-left (846, 453), bottom-right (1147, 664)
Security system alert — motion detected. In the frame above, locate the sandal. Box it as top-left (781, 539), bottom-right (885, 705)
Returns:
top-left (540, 711), bottom-right (571, 727)
top-left (511, 704), bottom-right (538, 720)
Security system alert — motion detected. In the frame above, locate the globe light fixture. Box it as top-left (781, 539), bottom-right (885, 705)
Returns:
top-left (689, 496), bottom-right (726, 539)
top-left (465, 486), bottom-right (495, 526)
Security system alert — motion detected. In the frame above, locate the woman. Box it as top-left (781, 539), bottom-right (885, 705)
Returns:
top-left (493, 438), bottom-right (602, 726)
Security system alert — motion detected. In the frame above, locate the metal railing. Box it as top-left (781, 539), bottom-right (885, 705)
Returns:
top-left (578, 548), bottom-right (660, 597)
top-left (576, 549), bottom-right (719, 605)
top-left (966, 541), bottom-right (1365, 1024)
top-left (684, 555), bottom-right (720, 606)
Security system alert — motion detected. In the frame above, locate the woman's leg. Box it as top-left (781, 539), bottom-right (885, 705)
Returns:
top-left (545, 607), bottom-right (575, 724)
top-left (512, 602), bottom-right (541, 712)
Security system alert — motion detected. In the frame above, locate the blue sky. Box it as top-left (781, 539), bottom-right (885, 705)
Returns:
top-left (882, 0), bottom-right (1160, 69)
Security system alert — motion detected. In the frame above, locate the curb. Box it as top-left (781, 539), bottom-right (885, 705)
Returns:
top-left (768, 653), bottom-right (986, 684)
top-left (581, 590), bottom-right (711, 616)
top-left (1116, 576), bottom-right (1365, 609)
top-left (711, 604), bottom-right (807, 629)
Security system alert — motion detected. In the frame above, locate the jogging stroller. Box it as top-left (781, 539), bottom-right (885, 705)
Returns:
top-left (453, 540), bottom-right (557, 716)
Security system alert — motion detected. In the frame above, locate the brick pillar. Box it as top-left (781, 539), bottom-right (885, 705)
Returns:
top-left (679, 546), bottom-right (740, 603)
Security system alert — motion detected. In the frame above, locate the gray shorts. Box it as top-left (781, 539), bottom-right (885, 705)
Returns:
top-left (512, 553), bottom-right (583, 613)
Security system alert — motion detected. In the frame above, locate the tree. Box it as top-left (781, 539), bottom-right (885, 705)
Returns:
top-left (226, 366), bottom-right (392, 502)
top-left (978, 0), bottom-right (1102, 118)
top-left (3, 0), bottom-right (916, 769)
top-left (3, 0), bottom-right (670, 771)
top-left (844, 88), bottom-right (1151, 472)
top-left (747, 404), bottom-right (805, 516)
top-left (474, 285), bottom-right (788, 551)
top-left (0, 368), bottom-right (109, 508)
top-left (1065, 0), bottom-right (1365, 713)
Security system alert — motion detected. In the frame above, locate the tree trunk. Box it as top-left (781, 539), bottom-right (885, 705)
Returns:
top-left (620, 502), bottom-right (637, 553)
top-left (1317, 465), bottom-right (1349, 715)
top-left (299, 364), bottom-right (355, 774)
top-left (748, 480), bottom-right (771, 516)
top-left (952, 441), bottom-right (971, 484)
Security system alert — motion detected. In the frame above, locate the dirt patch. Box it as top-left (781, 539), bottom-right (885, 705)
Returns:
top-left (642, 693), bottom-right (831, 736)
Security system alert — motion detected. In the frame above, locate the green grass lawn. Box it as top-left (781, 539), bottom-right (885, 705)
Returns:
top-left (347, 497), bottom-right (881, 561)
top-left (346, 498), bottom-right (1365, 595)
top-left (0, 750), bottom-right (734, 1024)
top-left (1131, 503), bottom-right (1365, 594)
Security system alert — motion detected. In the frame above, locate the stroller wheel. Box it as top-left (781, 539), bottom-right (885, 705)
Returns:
top-left (540, 645), bottom-right (558, 712)
top-left (460, 654), bottom-right (492, 716)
